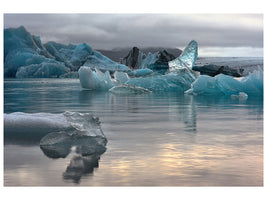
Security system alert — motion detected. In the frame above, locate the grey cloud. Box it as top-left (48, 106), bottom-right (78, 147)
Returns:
top-left (4, 14), bottom-right (263, 50)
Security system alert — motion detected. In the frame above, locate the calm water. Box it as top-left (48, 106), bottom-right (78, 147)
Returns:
top-left (4, 78), bottom-right (263, 186)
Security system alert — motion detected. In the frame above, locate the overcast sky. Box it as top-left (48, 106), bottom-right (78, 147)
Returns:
top-left (4, 13), bottom-right (263, 57)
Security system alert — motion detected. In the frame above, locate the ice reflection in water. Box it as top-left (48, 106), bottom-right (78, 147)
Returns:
top-left (40, 134), bottom-right (107, 184)
top-left (4, 79), bottom-right (263, 186)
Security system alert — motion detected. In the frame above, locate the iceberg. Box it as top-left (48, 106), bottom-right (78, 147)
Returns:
top-left (78, 41), bottom-right (198, 92)
top-left (126, 68), bottom-right (196, 93)
top-left (185, 69), bottom-right (263, 97)
top-left (4, 26), bottom-right (130, 78)
top-left (16, 62), bottom-right (70, 78)
top-left (109, 84), bottom-right (152, 95)
top-left (168, 40), bottom-right (198, 71)
top-left (78, 66), bottom-right (115, 90)
top-left (4, 111), bottom-right (106, 143)
top-left (40, 131), bottom-right (107, 158)
top-left (114, 71), bottom-right (130, 84)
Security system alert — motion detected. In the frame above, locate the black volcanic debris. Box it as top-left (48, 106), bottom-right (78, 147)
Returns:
top-left (192, 65), bottom-right (244, 77)
top-left (121, 47), bottom-right (140, 69)
top-left (120, 47), bottom-right (178, 73)
top-left (98, 47), bottom-right (182, 63)
top-left (150, 50), bottom-right (176, 71)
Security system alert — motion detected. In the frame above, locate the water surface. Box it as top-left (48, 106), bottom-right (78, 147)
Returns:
top-left (4, 78), bottom-right (263, 186)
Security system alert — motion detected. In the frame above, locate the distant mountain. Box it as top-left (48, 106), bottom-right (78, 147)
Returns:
top-left (97, 47), bottom-right (182, 62)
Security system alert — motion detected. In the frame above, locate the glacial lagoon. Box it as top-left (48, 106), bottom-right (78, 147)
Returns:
top-left (4, 78), bottom-right (263, 186)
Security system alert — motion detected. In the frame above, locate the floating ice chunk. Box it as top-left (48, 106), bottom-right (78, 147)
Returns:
top-left (4, 111), bottom-right (106, 143)
top-left (168, 40), bottom-right (198, 71)
top-left (185, 75), bottom-right (223, 96)
top-left (185, 69), bottom-right (263, 97)
top-left (126, 68), bottom-right (196, 93)
top-left (128, 68), bottom-right (153, 77)
top-left (215, 74), bottom-right (243, 95)
top-left (241, 69), bottom-right (263, 96)
top-left (4, 112), bottom-right (70, 142)
top-left (40, 132), bottom-right (107, 158)
top-left (109, 84), bottom-right (152, 95)
top-left (185, 74), bottom-right (243, 96)
top-left (114, 71), bottom-right (130, 84)
top-left (38, 111), bottom-right (107, 158)
top-left (78, 66), bottom-right (115, 90)
top-left (231, 92), bottom-right (248, 101)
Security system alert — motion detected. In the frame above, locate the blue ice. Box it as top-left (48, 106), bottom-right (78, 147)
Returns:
top-left (185, 69), bottom-right (263, 97)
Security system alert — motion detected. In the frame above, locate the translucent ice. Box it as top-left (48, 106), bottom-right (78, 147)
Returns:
top-left (185, 69), bottom-right (263, 97)
top-left (38, 111), bottom-right (107, 159)
top-left (40, 132), bottom-right (107, 158)
top-left (16, 62), bottom-right (70, 78)
top-left (168, 40), bottom-right (198, 71)
top-left (114, 71), bottom-right (130, 84)
top-left (109, 84), bottom-right (152, 95)
top-left (139, 52), bottom-right (158, 69)
top-left (126, 68), bottom-right (196, 93)
top-left (78, 66), bottom-right (115, 90)
top-left (240, 69), bottom-right (263, 96)
top-left (4, 26), bottom-right (130, 78)
top-left (82, 51), bottom-right (130, 72)
top-left (4, 111), bottom-right (106, 143)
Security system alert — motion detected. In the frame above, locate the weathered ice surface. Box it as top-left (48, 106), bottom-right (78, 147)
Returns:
top-left (126, 68), bottom-right (196, 93)
top-left (4, 111), bottom-right (107, 151)
top-left (4, 26), bottom-right (69, 78)
top-left (4, 26), bottom-right (129, 78)
top-left (185, 69), bottom-right (263, 97)
top-left (78, 67), bottom-right (115, 90)
top-left (169, 40), bottom-right (198, 71)
top-left (113, 71), bottom-right (130, 84)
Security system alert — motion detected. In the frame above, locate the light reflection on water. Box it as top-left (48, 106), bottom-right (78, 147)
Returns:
top-left (4, 78), bottom-right (263, 186)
